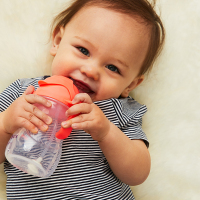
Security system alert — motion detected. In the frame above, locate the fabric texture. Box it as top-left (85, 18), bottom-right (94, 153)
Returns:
top-left (0, 76), bottom-right (148, 200)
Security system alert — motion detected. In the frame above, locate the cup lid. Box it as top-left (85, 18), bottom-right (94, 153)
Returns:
top-left (34, 75), bottom-right (79, 106)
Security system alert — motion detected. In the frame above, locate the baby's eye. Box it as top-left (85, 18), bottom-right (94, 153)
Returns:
top-left (106, 65), bottom-right (120, 73)
top-left (77, 47), bottom-right (90, 56)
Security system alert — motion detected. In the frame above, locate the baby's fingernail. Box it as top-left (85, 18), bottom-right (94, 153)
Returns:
top-left (72, 99), bottom-right (77, 104)
top-left (47, 101), bottom-right (52, 107)
top-left (32, 127), bottom-right (38, 134)
top-left (42, 124), bottom-right (48, 132)
top-left (62, 121), bottom-right (68, 128)
top-left (71, 124), bottom-right (77, 129)
top-left (46, 117), bottom-right (52, 124)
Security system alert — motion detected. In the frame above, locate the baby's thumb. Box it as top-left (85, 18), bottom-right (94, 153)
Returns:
top-left (23, 85), bottom-right (35, 95)
top-left (72, 93), bottom-right (92, 104)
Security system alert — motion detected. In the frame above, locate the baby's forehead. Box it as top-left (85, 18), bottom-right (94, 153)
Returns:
top-left (68, 6), bottom-right (150, 42)
top-left (77, 4), bottom-right (151, 36)
top-left (72, 5), bottom-right (151, 31)
top-left (79, 3), bottom-right (150, 22)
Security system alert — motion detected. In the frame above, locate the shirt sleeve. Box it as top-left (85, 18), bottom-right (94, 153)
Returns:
top-left (95, 97), bottom-right (149, 148)
top-left (119, 104), bottom-right (149, 148)
top-left (0, 76), bottom-right (49, 113)
top-left (0, 79), bottom-right (22, 112)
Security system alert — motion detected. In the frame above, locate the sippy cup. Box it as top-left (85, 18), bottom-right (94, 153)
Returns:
top-left (5, 76), bottom-right (79, 178)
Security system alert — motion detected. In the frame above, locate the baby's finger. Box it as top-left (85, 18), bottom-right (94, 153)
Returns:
top-left (62, 114), bottom-right (89, 129)
top-left (25, 94), bottom-right (52, 108)
top-left (23, 85), bottom-right (35, 95)
top-left (22, 110), bottom-right (50, 132)
top-left (72, 93), bottom-right (93, 104)
top-left (18, 116), bottom-right (39, 134)
top-left (66, 103), bottom-right (92, 117)
top-left (71, 121), bottom-right (91, 131)
top-left (23, 103), bottom-right (52, 125)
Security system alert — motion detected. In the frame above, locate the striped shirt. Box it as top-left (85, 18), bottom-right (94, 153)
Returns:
top-left (0, 76), bottom-right (148, 200)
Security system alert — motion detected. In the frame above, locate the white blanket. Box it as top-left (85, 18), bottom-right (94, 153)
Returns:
top-left (0, 1), bottom-right (199, 199)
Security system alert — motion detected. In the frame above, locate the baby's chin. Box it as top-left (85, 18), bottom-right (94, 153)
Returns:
top-left (87, 93), bottom-right (96, 102)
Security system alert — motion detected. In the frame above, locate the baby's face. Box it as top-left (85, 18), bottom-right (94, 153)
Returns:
top-left (50, 5), bottom-right (150, 101)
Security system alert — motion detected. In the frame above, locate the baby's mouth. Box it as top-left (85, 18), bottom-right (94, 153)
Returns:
top-left (70, 78), bottom-right (94, 94)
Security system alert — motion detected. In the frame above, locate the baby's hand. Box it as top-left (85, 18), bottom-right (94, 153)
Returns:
top-left (61, 93), bottom-right (111, 141)
top-left (1, 85), bottom-right (52, 135)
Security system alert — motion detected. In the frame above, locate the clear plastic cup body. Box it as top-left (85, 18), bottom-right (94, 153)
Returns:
top-left (5, 96), bottom-right (68, 178)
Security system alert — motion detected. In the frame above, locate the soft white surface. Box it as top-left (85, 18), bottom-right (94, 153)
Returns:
top-left (0, 0), bottom-right (200, 199)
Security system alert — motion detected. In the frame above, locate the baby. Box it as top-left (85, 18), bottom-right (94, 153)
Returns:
top-left (0, 0), bottom-right (165, 199)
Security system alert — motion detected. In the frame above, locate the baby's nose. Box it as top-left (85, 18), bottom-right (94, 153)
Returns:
top-left (80, 65), bottom-right (99, 81)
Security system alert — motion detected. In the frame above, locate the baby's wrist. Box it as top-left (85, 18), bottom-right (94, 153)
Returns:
top-left (98, 121), bottom-right (114, 143)
top-left (0, 112), bottom-right (7, 133)
top-left (0, 112), bottom-right (11, 136)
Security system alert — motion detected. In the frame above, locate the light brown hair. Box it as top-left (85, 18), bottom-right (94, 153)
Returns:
top-left (51, 0), bottom-right (165, 76)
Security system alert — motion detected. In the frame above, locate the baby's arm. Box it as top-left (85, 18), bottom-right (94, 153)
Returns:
top-left (0, 86), bottom-right (52, 164)
top-left (61, 93), bottom-right (151, 186)
top-left (98, 124), bottom-right (150, 186)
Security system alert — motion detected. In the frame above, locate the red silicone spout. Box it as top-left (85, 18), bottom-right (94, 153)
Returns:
top-left (34, 75), bottom-right (79, 139)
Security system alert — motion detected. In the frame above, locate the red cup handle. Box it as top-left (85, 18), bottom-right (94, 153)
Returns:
top-left (56, 127), bottom-right (72, 139)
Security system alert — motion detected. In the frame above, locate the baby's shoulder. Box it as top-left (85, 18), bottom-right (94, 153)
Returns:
top-left (112, 97), bottom-right (147, 120)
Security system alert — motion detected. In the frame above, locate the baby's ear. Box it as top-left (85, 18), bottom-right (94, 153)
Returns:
top-left (50, 27), bottom-right (65, 56)
top-left (121, 75), bottom-right (144, 98)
